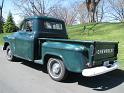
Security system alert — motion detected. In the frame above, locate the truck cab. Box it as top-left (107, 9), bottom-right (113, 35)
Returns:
top-left (3, 16), bottom-right (119, 81)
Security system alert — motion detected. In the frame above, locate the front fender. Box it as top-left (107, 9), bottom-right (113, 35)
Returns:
top-left (42, 41), bottom-right (87, 73)
top-left (3, 35), bottom-right (15, 53)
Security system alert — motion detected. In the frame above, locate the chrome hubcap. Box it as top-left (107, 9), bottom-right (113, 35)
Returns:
top-left (52, 63), bottom-right (61, 74)
top-left (7, 49), bottom-right (12, 59)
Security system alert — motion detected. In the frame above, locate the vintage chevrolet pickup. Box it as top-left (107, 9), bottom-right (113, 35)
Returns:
top-left (3, 16), bottom-right (119, 81)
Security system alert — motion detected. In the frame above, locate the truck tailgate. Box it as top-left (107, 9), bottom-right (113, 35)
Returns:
top-left (94, 42), bottom-right (118, 62)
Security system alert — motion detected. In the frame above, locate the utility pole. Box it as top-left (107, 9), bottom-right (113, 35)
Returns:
top-left (0, 0), bottom-right (4, 33)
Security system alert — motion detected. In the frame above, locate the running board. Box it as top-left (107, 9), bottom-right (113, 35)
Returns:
top-left (34, 60), bottom-right (43, 65)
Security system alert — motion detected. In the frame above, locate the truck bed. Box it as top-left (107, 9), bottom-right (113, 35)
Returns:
top-left (38, 38), bottom-right (118, 44)
top-left (39, 38), bottom-right (118, 66)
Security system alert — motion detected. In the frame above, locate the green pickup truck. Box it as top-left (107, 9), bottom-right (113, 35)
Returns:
top-left (3, 16), bottom-right (119, 81)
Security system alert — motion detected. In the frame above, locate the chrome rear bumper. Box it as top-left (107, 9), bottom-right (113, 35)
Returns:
top-left (82, 62), bottom-right (118, 77)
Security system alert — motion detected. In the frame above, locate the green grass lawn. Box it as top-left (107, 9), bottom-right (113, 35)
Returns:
top-left (67, 23), bottom-right (124, 69)
top-left (0, 23), bottom-right (124, 69)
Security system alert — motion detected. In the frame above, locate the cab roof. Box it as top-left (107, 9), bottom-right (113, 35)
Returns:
top-left (25, 16), bottom-right (64, 22)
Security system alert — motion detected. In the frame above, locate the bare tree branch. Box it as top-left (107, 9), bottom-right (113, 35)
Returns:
top-left (13, 0), bottom-right (63, 17)
top-left (108, 0), bottom-right (124, 22)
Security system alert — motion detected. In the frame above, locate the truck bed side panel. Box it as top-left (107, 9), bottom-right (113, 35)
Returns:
top-left (42, 41), bottom-right (87, 73)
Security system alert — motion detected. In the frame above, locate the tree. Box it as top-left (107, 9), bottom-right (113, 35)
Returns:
top-left (108, 0), bottom-right (124, 22)
top-left (0, 17), bottom-right (4, 32)
top-left (13, 0), bottom-right (78, 25)
top-left (3, 12), bottom-right (17, 33)
top-left (76, 1), bottom-right (88, 24)
top-left (0, 0), bottom-right (5, 33)
top-left (95, 0), bottom-right (105, 22)
top-left (13, 0), bottom-right (62, 16)
top-left (86, 0), bottom-right (101, 22)
top-left (49, 3), bottom-right (78, 25)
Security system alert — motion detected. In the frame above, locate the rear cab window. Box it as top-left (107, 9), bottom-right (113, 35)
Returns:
top-left (41, 19), bottom-right (66, 33)
top-left (44, 21), bottom-right (63, 30)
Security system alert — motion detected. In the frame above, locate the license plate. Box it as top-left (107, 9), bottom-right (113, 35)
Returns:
top-left (103, 61), bottom-right (110, 66)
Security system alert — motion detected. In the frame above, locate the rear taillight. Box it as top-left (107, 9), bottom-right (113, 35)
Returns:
top-left (90, 45), bottom-right (94, 56)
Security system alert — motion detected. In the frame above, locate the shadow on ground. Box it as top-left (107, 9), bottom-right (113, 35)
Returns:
top-left (65, 69), bottom-right (124, 91)
top-left (20, 59), bottom-right (48, 73)
top-left (19, 60), bottom-right (124, 91)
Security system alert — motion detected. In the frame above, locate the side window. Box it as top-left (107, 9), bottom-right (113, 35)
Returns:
top-left (21, 20), bottom-right (33, 32)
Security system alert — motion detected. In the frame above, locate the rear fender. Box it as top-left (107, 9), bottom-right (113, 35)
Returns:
top-left (42, 41), bottom-right (87, 73)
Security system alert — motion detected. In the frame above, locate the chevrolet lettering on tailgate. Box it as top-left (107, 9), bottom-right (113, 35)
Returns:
top-left (96, 49), bottom-right (114, 54)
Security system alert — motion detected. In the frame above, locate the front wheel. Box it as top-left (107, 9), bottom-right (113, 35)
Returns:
top-left (6, 46), bottom-right (15, 61)
top-left (47, 58), bottom-right (68, 81)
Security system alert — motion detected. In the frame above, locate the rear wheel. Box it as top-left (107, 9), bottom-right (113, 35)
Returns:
top-left (47, 58), bottom-right (68, 81)
top-left (6, 46), bottom-right (15, 61)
